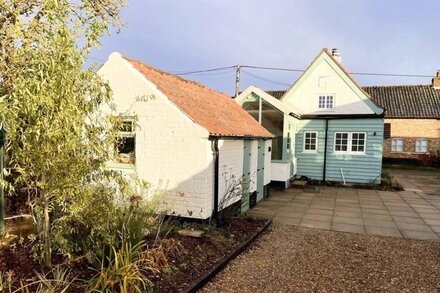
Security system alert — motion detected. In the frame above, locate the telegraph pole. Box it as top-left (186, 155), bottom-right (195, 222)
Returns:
top-left (235, 65), bottom-right (241, 98)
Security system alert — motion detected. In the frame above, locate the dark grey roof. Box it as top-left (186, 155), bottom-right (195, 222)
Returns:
top-left (363, 85), bottom-right (440, 118)
top-left (265, 85), bottom-right (440, 119)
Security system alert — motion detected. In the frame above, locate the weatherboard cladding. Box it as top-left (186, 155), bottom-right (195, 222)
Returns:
top-left (295, 118), bottom-right (383, 184)
top-left (267, 85), bottom-right (440, 119)
top-left (123, 57), bottom-right (273, 138)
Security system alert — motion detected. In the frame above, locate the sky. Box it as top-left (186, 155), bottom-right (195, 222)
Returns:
top-left (90, 0), bottom-right (440, 96)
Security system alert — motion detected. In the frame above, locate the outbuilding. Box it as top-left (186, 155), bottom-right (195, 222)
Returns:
top-left (98, 53), bottom-right (273, 219)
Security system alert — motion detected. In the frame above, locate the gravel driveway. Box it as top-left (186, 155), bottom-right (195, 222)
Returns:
top-left (201, 224), bottom-right (440, 292)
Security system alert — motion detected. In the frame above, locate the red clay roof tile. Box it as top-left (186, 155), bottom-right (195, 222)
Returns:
top-left (123, 56), bottom-right (273, 138)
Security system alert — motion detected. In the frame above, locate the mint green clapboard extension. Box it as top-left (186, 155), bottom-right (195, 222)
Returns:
top-left (241, 140), bottom-right (252, 212)
top-left (295, 118), bottom-right (383, 184)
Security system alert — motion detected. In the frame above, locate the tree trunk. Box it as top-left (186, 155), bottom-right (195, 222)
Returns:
top-left (43, 196), bottom-right (52, 268)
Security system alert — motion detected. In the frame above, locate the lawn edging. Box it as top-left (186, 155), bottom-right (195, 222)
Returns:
top-left (182, 219), bottom-right (272, 293)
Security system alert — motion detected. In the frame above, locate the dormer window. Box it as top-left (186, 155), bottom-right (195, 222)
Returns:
top-left (318, 95), bottom-right (334, 109)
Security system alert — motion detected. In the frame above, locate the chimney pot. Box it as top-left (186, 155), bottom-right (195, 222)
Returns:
top-left (331, 48), bottom-right (341, 63)
top-left (433, 70), bottom-right (440, 89)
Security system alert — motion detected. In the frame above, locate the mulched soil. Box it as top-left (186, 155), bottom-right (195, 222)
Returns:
top-left (202, 223), bottom-right (440, 292)
top-left (0, 218), bottom-right (267, 292)
top-left (148, 218), bottom-right (267, 292)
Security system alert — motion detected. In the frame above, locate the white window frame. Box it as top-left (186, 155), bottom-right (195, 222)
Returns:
top-left (333, 132), bottom-right (367, 155)
top-left (116, 117), bottom-right (136, 164)
top-left (317, 94), bottom-right (335, 110)
top-left (303, 131), bottom-right (318, 153)
top-left (415, 138), bottom-right (428, 153)
top-left (391, 138), bottom-right (404, 153)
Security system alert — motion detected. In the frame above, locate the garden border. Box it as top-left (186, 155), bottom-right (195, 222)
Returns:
top-left (183, 219), bottom-right (272, 293)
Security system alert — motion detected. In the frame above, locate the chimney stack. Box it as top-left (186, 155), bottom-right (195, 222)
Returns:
top-left (432, 70), bottom-right (440, 89)
top-left (331, 48), bottom-right (341, 63)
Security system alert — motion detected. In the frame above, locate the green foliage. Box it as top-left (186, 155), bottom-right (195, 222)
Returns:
top-left (88, 241), bottom-right (155, 293)
top-left (0, 0), bottom-right (126, 267)
top-left (50, 176), bottom-right (166, 261)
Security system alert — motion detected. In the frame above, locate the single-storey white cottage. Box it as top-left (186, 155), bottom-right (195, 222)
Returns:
top-left (98, 52), bottom-right (273, 219)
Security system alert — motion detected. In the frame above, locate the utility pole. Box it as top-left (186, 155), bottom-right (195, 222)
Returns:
top-left (235, 65), bottom-right (241, 98)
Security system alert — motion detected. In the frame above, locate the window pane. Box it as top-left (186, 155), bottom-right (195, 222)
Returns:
top-left (261, 100), bottom-right (284, 160)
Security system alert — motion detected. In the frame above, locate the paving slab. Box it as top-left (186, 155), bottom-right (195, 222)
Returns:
top-left (333, 216), bottom-right (364, 226)
top-left (395, 222), bottom-right (433, 232)
top-left (331, 223), bottom-right (365, 234)
top-left (299, 219), bottom-right (331, 230)
top-left (247, 176), bottom-right (440, 241)
top-left (400, 230), bottom-right (439, 241)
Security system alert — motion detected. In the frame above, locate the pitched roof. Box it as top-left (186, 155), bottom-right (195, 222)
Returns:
top-left (123, 56), bottom-right (273, 138)
top-left (265, 85), bottom-right (440, 119)
top-left (363, 85), bottom-right (440, 118)
top-left (280, 48), bottom-right (383, 114)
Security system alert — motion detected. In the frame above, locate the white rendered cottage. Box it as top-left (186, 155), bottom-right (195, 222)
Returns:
top-left (98, 53), bottom-right (274, 219)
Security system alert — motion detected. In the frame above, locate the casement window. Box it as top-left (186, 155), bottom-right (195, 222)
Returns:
top-left (391, 138), bottom-right (404, 152)
top-left (318, 95), bottom-right (334, 109)
top-left (415, 139), bottom-right (428, 153)
top-left (334, 132), bottom-right (366, 154)
top-left (303, 131), bottom-right (318, 152)
top-left (116, 118), bottom-right (136, 164)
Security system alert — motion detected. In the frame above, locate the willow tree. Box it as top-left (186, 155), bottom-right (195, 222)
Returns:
top-left (0, 0), bottom-right (125, 267)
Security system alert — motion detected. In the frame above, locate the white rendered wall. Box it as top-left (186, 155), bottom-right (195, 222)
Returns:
top-left (99, 53), bottom-right (213, 219)
top-left (284, 58), bottom-right (375, 115)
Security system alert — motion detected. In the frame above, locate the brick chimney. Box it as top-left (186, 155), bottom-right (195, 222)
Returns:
top-left (432, 70), bottom-right (440, 89)
top-left (331, 48), bottom-right (341, 63)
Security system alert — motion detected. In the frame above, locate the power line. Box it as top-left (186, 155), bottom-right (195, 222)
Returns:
top-left (242, 64), bottom-right (432, 78)
top-left (174, 66), bottom-right (235, 76)
top-left (241, 69), bottom-right (292, 87)
top-left (175, 64), bottom-right (433, 78)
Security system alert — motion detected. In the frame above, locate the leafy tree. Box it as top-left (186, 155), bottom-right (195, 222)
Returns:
top-left (0, 0), bottom-right (126, 267)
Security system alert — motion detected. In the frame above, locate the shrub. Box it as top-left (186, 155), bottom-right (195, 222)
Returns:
top-left (88, 241), bottom-right (155, 293)
top-left (49, 175), bottom-right (166, 262)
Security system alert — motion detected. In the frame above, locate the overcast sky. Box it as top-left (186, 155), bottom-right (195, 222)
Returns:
top-left (90, 0), bottom-right (440, 96)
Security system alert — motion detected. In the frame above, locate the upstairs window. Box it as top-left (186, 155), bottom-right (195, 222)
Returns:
top-left (334, 132), bottom-right (366, 154)
top-left (116, 118), bottom-right (136, 164)
top-left (415, 139), bottom-right (428, 153)
top-left (318, 95), bottom-right (334, 110)
top-left (391, 138), bottom-right (404, 152)
top-left (303, 131), bottom-right (318, 152)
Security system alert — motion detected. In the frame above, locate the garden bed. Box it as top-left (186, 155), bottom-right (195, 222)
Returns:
top-left (0, 217), bottom-right (268, 292)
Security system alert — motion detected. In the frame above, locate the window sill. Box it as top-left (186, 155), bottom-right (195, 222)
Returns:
top-left (302, 150), bottom-right (318, 154)
top-left (333, 152), bottom-right (366, 156)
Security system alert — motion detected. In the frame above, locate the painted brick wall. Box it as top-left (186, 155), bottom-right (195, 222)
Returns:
top-left (218, 140), bottom-right (244, 209)
top-left (99, 53), bottom-right (214, 219)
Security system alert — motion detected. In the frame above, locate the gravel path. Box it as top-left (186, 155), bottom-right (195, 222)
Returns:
top-left (201, 224), bottom-right (440, 292)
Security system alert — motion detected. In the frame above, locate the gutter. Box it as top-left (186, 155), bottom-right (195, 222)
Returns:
top-left (211, 138), bottom-right (220, 222)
